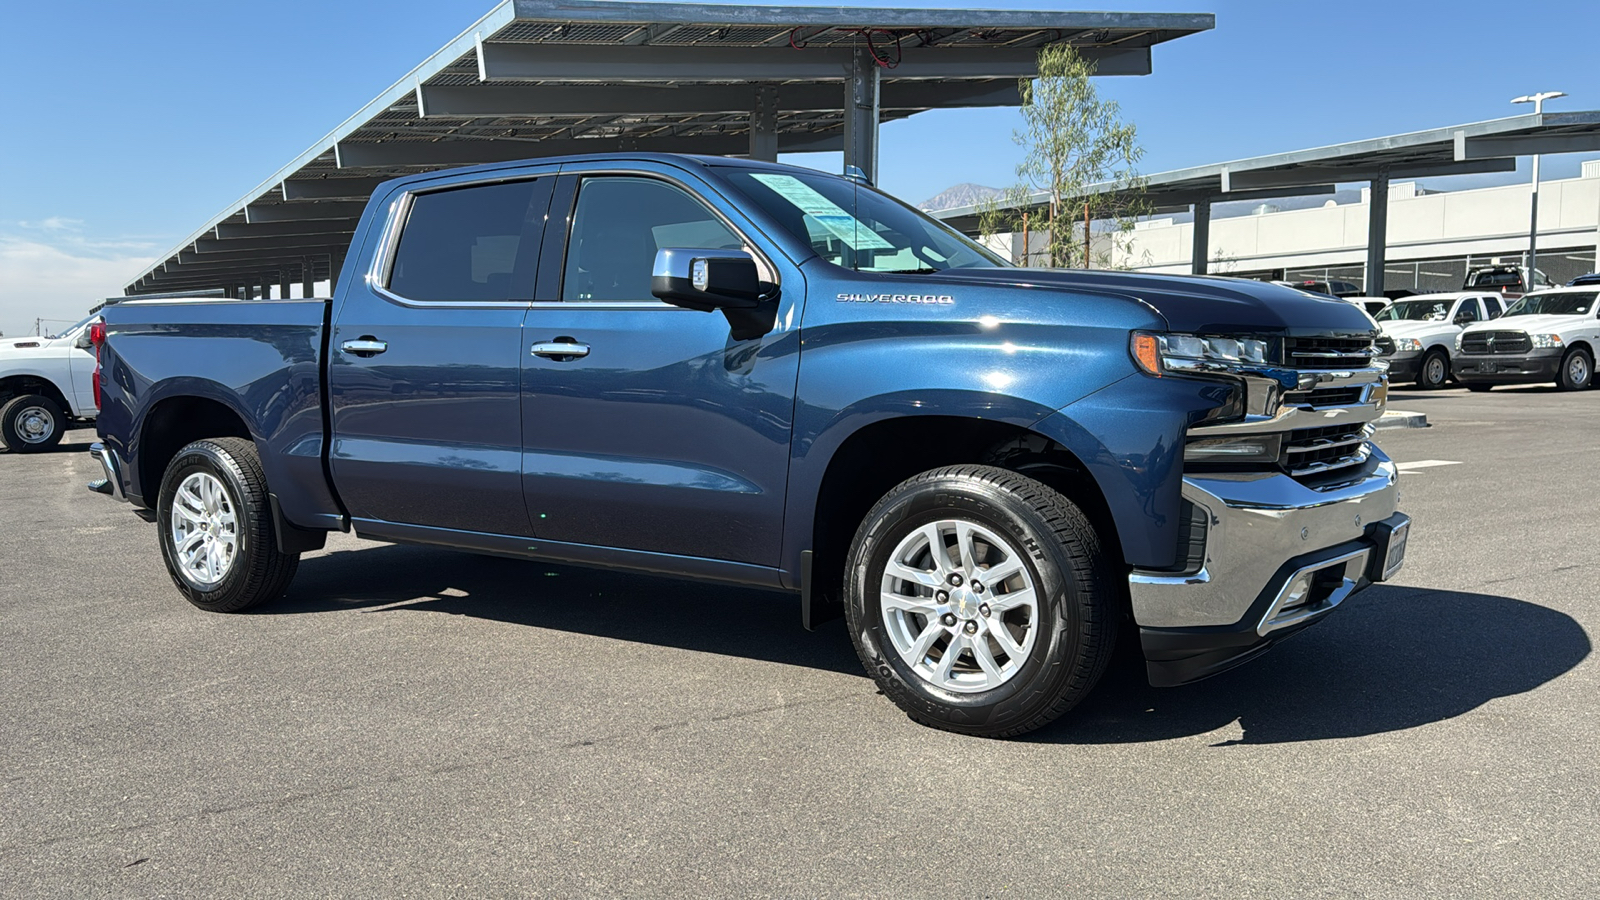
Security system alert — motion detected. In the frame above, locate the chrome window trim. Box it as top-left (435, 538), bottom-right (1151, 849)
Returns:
top-left (551, 165), bottom-right (782, 299)
top-left (365, 174), bottom-right (551, 310)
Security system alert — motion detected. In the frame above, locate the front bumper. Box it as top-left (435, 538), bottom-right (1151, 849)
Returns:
top-left (1381, 350), bottom-right (1420, 380)
top-left (1129, 449), bottom-right (1407, 686)
top-left (1452, 349), bottom-right (1563, 384)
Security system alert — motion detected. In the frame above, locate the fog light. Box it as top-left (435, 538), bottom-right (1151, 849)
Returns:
top-left (1281, 574), bottom-right (1313, 611)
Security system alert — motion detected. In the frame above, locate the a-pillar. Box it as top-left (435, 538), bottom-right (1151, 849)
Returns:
top-left (1191, 198), bottom-right (1212, 275)
top-left (749, 84), bottom-right (778, 162)
top-left (842, 45), bottom-right (880, 182)
top-left (1366, 168), bottom-right (1390, 295)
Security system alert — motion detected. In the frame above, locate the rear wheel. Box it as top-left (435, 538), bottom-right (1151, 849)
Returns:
top-left (157, 437), bottom-right (299, 612)
top-left (843, 465), bottom-right (1117, 738)
top-left (0, 394), bottom-right (64, 453)
top-left (1557, 348), bottom-right (1593, 391)
top-left (1416, 349), bottom-right (1450, 389)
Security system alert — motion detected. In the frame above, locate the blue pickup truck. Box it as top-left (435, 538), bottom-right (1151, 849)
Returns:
top-left (90, 154), bottom-right (1408, 737)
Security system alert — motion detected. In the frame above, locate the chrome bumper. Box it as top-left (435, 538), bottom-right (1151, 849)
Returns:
top-left (88, 442), bottom-right (127, 502)
top-left (1129, 446), bottom-right (1403, 630)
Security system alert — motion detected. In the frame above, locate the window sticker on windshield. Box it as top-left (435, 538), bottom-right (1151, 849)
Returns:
top-left (749, 173), bottom-right (894, 251)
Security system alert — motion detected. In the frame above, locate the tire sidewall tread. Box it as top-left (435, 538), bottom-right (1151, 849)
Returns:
top-left (844, 465), bottom-right (1118, 738)
top-left (156, 437), bottom-right (298, 613)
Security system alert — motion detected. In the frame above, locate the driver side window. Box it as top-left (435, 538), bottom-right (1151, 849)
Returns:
top-left (1454, 300), bottom-right (1481, 324)
top-left (561, 177), bottom-right (743, 302)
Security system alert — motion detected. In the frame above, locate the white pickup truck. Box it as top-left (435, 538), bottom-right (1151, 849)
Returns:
top-left (1453, 287), bottom-right (1600, 391)
top-left (1373, 292), bottom-right (1506, 389)
top-left (0, 315), bottom-right (99, 452)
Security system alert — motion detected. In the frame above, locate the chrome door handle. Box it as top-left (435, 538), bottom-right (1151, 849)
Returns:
top-left (531, 341), bottom-right (590, 360)
top-left (340, 337), bottom-right (388, 357)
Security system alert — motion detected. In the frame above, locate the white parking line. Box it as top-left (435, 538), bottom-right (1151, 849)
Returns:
top-left (1396, 459), bottom-right (1463, 473)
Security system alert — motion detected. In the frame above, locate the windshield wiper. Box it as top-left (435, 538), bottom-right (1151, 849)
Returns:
top-left (879, 267), bottom-right (941, 275)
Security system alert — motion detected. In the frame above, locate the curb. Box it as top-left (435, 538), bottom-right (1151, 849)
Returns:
top-left (1377, 410), bottom-right (1428, 430)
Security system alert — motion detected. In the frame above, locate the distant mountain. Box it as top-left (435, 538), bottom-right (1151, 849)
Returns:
top-left (919, 183), bottom-right (1003, 212)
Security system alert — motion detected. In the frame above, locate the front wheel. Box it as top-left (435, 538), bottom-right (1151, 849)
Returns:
top-left (1417, 349), bottom-right (1450, 389)
top-left (0, 394), bottom-right (65, 452)
top-left (844, 465), bottom-right (1117, 738)
top-left (157, 437), bottom-right (299, 612)
top-left (1557, 347), bottom-right (1593, 391)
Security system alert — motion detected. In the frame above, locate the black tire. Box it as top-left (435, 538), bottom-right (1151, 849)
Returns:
top-left (1416, 349), bottom-right (1450, 390)
top-left (1466, 383), bottom-right (1494, 392)
top-left (843, 465), bottom-right (1117, 738)
top-left (156, 437), bottom-right (299, 612)
top-left (1557, 347), bottom-right (1593, 391)
top-left (0, 393), bottom-right (65, 453)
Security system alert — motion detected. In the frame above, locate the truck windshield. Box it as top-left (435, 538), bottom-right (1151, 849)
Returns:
top-left (1502, 291), bottom-right (1596, 317)
top-left (1376, 299), bottom-right (1450, 322)
top-left (716, 168), bottom-right (1007, 273)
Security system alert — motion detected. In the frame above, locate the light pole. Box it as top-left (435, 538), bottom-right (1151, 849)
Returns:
top-left (1511, 91), bottom-right (1565, 286)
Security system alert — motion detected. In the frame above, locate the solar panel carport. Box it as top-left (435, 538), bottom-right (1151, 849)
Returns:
top-left (123, 0), bottom-right (1213, 298)
top-left (932, 110), bottom-right (1600, 293)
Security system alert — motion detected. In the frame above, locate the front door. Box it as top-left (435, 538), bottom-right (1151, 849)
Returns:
top-left (329, 172), bottom-right (554, 537)
top-left (519, 169), bottom-right (801, 567)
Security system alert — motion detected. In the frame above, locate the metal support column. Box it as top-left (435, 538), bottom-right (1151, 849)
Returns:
top-left (1365, 169), bottom-right (1390, 295)
top-left (279, 271), bottom-right (291, 300)
top-left (1191, 198), bottom-right (1212, 275)
top-left (301, 257), bottom-right (314, 298)
top-left (329, 251), bottom-right (344, 293)
top-left (261, 274), bottom-right (273, 301)
top-left (843, 45), bottom-right (880, 182)
top-left (749, 84), bottom-right (779, 162)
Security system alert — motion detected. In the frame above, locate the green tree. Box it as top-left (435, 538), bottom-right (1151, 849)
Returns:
top-left (980, 44), bottom-right (1146, 268)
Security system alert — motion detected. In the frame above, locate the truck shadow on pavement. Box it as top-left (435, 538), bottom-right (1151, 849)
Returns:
top-left (1043, 584), bottom-right (1590, 745)
top-left (283, 545), bottom-right (1588, 744)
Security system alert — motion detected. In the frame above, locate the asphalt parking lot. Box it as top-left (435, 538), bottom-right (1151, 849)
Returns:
top-left (2, 386), bottom-right (1596, 898)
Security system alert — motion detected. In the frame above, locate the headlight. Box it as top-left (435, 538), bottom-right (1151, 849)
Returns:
top-left (1184, 434), bottom-right (1283, 463)
top-left (1530, 333), bottom-right (1564, 349)
top-left (1131, 332), bottom-right (1270, 377)
top-left (1455, 334), bottom-right (1465, 351)
top-left (1393, 337), bottom-right (1423, 352)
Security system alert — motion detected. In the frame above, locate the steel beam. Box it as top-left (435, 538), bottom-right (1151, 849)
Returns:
top-left (215, 219), bottom-right (359, 239)
top-left (193, 235), bottom-right (352, 254)
top-left (1457, 132), bottom-right (1600, 160)
top-left (1365, 170), bottom-right (1390, 295)
top-left (1191, 200), bottom-right (1211, 276)
top-left (476, 42), bottom-right (1150, 81)
top-left (749, 85), bottom-right (779, 162)
top-left (1228, 158), bottom-right (1515, 191)
top-left (170, 251), bottom-right (333, 270)
top-left (843, 45), bottom-right (880, 182)
top-left (281, 177), bottom-right (390, 201)
top-left (417, 80), bottom-right (1023, 117)
top-left (335, 131), bottom-right (842, 167)
top-left (244, 201), bottom-right (366, 223)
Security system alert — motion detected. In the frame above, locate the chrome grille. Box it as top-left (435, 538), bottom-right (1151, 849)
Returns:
top-left (1460, 331), bottom-right (1531, 354)
top-left (1284, 336), bottom-right (1375, 369)
top-left (1283, 386), bottom-right (1366, 408)
top-left (1282, 423), bottom-right (1374, 478)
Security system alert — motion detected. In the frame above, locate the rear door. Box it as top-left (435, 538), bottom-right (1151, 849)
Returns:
top-left (516, 164), bottom-right (803, 567)
top-left (328, 170), bottom-right (554, 536)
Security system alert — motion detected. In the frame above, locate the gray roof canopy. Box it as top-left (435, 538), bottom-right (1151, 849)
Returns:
top-left (125, 0), bottom-right (1212, 295)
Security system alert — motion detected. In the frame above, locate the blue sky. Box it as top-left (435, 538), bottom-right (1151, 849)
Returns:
top-left (1, 0), bottom-right (1594, 335)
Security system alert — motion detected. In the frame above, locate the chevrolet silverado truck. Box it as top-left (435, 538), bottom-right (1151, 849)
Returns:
top-left (1454, 286), bottom-right (1598, 391)
top-left (1373, 291), bottom-right (1504, 388)
top-left (0, 315), bottom-right (100, 451)
top-left (90, 154), bottom-right (1408, 737)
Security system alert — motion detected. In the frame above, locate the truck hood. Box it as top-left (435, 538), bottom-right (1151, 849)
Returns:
top-left (1380, 319), bottom-right (1456, 341)
top-left (930, 268), bottom-right (1377, 336)
top-left (0, 336), bottom-right (65, 359)
top-left (1463, 314), bottom-right (1584, 335)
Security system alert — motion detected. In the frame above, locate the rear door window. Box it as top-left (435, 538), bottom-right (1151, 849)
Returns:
top-left (1485, 296), bottom-right (1503, 318)
top-left (387, 179), bottom-right (551, 302)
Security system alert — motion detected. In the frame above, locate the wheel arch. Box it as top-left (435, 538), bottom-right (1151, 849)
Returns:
top-left (135, 394), bottom-right (253, 506)
top-left (0, 373), bottom-right (72, 412)
top-left (807, 414), bottom-right (1124, 617)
